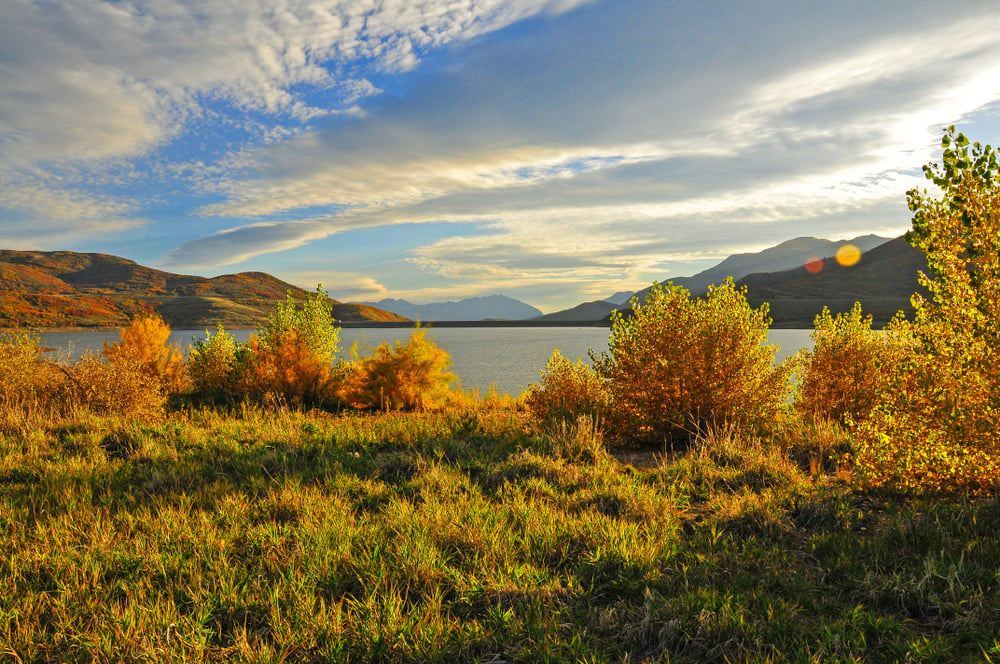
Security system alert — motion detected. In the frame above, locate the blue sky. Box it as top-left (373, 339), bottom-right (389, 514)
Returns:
top-left (3, 0), bottom-right (1000, 312)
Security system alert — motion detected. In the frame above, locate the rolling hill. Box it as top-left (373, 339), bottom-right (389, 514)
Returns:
top-left (0, 250), bottom-right (407, 329)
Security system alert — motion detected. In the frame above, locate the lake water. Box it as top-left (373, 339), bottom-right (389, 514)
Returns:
top-left (37, 327), bottom-right (813, 397)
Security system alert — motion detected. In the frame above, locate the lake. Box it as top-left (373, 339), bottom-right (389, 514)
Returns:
top-left (37, 327), bottom-right (813, 397)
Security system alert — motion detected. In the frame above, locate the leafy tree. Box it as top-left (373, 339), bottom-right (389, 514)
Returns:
top-left (854, 127), bottom-right (1000, 493)
top-left (256, 286), bottom-right (340, 364)
top-left (592, 279), bottom-right (788, 446)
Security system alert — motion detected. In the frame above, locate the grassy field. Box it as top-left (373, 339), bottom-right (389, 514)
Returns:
top-left (2, 406), bottom-right (999, 663)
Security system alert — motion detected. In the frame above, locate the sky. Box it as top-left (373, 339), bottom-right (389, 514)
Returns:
top-left (3, 0), bottom-right (1000, 313)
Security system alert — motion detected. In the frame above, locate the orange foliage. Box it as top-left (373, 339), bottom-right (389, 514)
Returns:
top-left (102, 314), bottom-right (185, 392)
top-left (240, 329), bottom-right (339, 407)
top-left (339, 330), bottom-right (455, 411)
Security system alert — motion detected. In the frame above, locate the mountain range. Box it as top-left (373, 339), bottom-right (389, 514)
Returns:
top-left (360, 295), bottom-right (543, 321)
top-left (0, 250), bottom-right (407, 329)
top-left (1, 233), bottom-right (930, 330)
top-left (537, 234), bottom-right (917, 325)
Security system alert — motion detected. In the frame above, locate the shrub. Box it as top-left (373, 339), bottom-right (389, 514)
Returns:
top-left (854, 128), bottom-right (1000, 493)
top-left (102, 314), bottom-right (185, 393)
top-left (187, 287), bottom-right (342, 408)
top-left (524, 349), bottom-right (607, 428)
top-left (592, 279), bottom-right (788, 446)
top-left (339, 330), bottom-right (455, 411)
top-left (794, 303), bottom-right (912, 424)
top-left (0, 330), bottom-right (45, 406)
top-left (72, 351), bottom-right (166, 418)
top-left (187, 324), bottom-right (239, 398)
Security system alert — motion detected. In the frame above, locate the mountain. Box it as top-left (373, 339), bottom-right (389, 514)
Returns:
top-left (605, 291), bottom-right (634, 306)
top-left (737, 235), bottom-right (928, 326)
top-left (632, 234), bottom-right (891, 302)
top-left (361, 295), bottom-right (543, 321)
top-left (0, 250), bottom-right (407, 329)
top-left (533, 300), bottom-right (618, 323)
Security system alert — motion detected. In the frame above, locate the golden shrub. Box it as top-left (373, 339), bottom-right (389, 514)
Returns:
top-left (0, 331), bottom-right (44, 405)
top-left (339, 330), bottom-right (455, 411)
top-left (102, 314), bottom-right (185, 393)
top-left (71, 351), bottom-right (166, 418)
top-left (592, 279), bottom-right (788, 446)
top-left (794, 303), bottom-right (912, 423)
top-left (524, 349), bottom-right (607, 427)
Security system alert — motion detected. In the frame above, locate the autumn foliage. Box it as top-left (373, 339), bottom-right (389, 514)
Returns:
top-left (853, 128), bottom-right (1000, 494)
top-left (794, 303), bottom-right (911, 424)
top-left (187, 287), bottom-right (342, 407)
top-left (339, 330), bottom-right (456, 411)
top-left (593, 279), bottom-right (788, 446)
top-left (525, 349), bottom-right (607, 428)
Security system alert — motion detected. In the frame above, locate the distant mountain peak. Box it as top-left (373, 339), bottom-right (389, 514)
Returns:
top-left (360, 294), bottom-right (543, 321)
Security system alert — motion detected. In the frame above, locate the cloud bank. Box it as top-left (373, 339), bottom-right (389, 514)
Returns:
top-left (3, 0), bottom-right (1000, 309)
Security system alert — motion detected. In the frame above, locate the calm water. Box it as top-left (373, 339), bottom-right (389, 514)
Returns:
top-left (38, 327), bottom-right (813, 397)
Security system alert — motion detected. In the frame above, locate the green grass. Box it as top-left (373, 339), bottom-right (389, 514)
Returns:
top-left (2, 407), bottom-right (999, 662)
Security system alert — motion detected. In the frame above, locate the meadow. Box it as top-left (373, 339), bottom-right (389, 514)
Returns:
top-left (3, 404), bottom-right (1000, 663)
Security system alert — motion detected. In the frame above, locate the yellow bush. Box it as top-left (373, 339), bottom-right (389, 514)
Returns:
top-left (794, 303), bottom-right (911, 424)
top-left (0, 331), bottom-right (45, 405)
top-left (339, 330), bottom-right (455, 411)
top-left (592, 279), bottom-right (788, 446)
top-left (71, 351), bottom-right (166, 418)
top-left (525, 349), bottom-right (607, 427)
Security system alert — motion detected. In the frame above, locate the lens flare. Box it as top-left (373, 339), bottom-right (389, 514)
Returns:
top-left (805, 257), bottom-right (824, 274)
top-left (835, 244), bottom-right (861, 267)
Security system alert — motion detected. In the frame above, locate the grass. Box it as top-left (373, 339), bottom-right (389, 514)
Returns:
top-left (2, 406), bottom-right (999, 662)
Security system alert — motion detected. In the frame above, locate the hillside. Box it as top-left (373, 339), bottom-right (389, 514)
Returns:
top-left (533, 300), bottom-right (618, 323)
top-left (0, 250), bottom-right (407, 329)
top-left (737, 235), bottom-right (928, 326)
top-left (632, 234), bottom-right (891, 302)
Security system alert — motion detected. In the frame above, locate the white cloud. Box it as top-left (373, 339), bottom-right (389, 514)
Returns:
top-left (0, 0), bottom-right (593, 223)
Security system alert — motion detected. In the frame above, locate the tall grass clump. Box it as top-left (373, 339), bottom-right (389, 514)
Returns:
top-left (592, 279), bottom-right (789, 447)
top-left (339, 329), bottom-right (456, 411)
top-left (524, 349), bottom-right (607, 429)
top-left (794, 303), bottom-right (912, 424)
top-left (854, 128), bottom-right (1000, 494)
